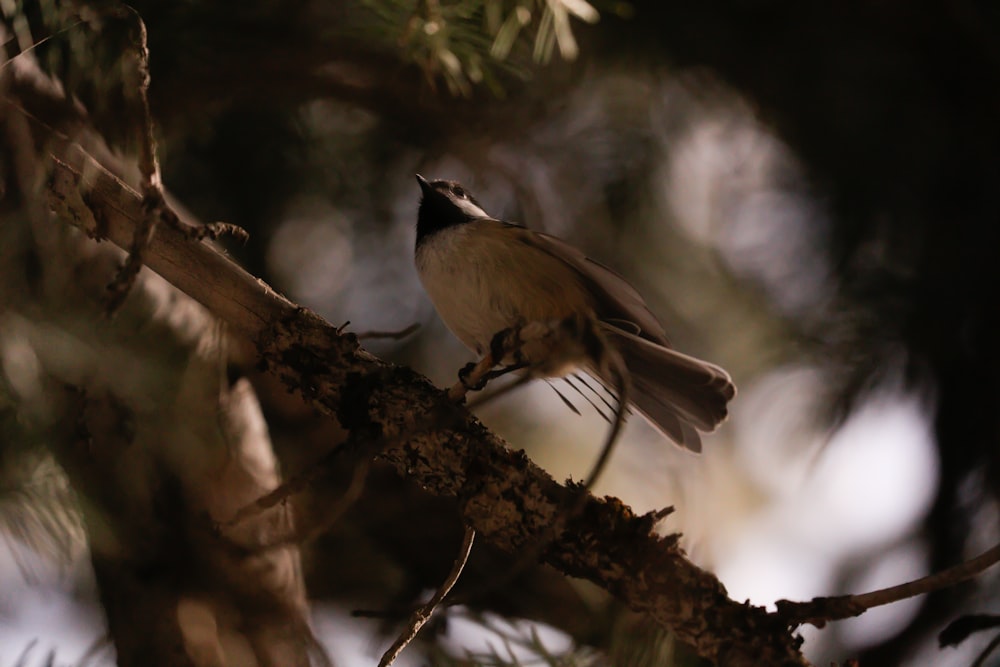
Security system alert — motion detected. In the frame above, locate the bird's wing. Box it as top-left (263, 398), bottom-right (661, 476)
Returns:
top-left (516, 228), bottom-right (671, 346)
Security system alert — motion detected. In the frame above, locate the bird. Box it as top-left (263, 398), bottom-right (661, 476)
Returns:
top-left (413, 174), bottom-right (735, 452)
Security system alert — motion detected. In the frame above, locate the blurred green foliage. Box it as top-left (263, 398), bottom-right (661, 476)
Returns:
top-left (363, 0), bottom-right (603, 95)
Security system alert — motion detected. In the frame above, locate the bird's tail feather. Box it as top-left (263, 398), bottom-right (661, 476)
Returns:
top-left (599, 327), bottom-right (735, 452)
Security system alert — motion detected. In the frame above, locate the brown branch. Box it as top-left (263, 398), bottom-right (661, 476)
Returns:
top-left (379, 525), bottom-right (477, 667)
top-left (777, 542), bottom-right (1000, 628)
top-left (38, 136), bottom-right (809, 665)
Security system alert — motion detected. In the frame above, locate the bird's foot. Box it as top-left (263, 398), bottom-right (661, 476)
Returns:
top-left (458, 362), bottom-right (489, 391)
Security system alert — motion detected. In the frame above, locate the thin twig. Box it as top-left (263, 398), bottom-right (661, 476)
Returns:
top-left (575, 350), bottom-right (629, 494)
top-left (356, 322), bottom-right (422, 341)
top-left (222, 390), bottom-right (470, 533)
top-left (940, 614), bottom-right (1000, 648)
top-left (116, 6), bottom-right (160, 191)
top-left (972, 633), bottom-right (1000, 667)
top-left (223, 458), bottom-right (333, 528)
top-left (227, 460), bottom-right (371, 551)
top-left (447, 318), bottom-right (631, 609)
top-left (12, 638), bottom-right (38, 667)
top-left (105, 6), bottom-right (161, 313)
top-left (104, 208), bottom-right (155, 313)
top-left (777, 541), bottom-right (1000, 627)
top-left (100, 7), bottom-right (247, 310)
top-left (284, 460), bottom-right (370, 546)
top-left (464, 373), bottom-right (534, 410)
top-left (855, 542), bottom-right (1000, 610)
top-left (462, 316), bottom-right (630, 488)
top-left (223, 315), bottom-right (500, 536)
top-left (378, 525), bottom-right (476, 667)
top-left (191, 221), bottom-right (250, 244)
top-left (0, 18), bottom-right (87, 70)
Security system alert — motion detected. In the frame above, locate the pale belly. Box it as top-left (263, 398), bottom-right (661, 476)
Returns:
top-left (415, 222), bottom-right (587, 355)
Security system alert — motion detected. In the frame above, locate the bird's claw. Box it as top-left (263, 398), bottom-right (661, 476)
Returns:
top-left (489, 326), bottom-right (525, 367)
top-left (458, 362), bottom-right (488, 391)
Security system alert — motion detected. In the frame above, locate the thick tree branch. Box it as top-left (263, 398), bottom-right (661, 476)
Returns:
top-left (38, 122), bottom-right (809, 666)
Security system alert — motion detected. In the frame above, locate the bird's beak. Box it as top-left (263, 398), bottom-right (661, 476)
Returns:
top-left (415, 174), bottom-right (432, 195)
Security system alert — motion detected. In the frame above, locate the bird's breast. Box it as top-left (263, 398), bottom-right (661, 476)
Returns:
top-left (416, 222), bottom-right (591, 355)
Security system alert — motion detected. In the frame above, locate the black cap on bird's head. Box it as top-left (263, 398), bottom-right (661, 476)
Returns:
top-left (416, 174), bottom-right (490, 242)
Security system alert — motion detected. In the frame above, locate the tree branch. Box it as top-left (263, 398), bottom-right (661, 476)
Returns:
top-left (776, 542), bottom-right (1000, 627)
top-left (42, 134), bottom-right (1000, 659)
top-left (379, 526), bottom-right (477, 667)
top-left (38, 119), bottom-right (809, 666)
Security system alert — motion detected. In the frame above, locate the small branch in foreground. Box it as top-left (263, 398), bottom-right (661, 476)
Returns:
top-left (378, 526), bottom-right (477, 667)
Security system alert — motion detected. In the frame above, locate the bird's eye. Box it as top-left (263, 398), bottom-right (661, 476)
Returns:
top-left (453, 186), bottom-right (466, 198)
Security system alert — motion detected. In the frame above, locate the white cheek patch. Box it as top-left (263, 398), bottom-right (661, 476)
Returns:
top-left (454, 197), bottom-right (489, 219)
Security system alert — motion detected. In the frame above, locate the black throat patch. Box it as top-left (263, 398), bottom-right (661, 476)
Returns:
top-left (416, 188), bottom-right (478, 244)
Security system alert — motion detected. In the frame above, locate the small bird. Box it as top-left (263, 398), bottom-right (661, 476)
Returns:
top-left (414, 175), bottom-right (735, 452)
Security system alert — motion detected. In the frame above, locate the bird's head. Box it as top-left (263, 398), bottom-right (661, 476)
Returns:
top-left (416, 175), bottom-right (490, 240)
